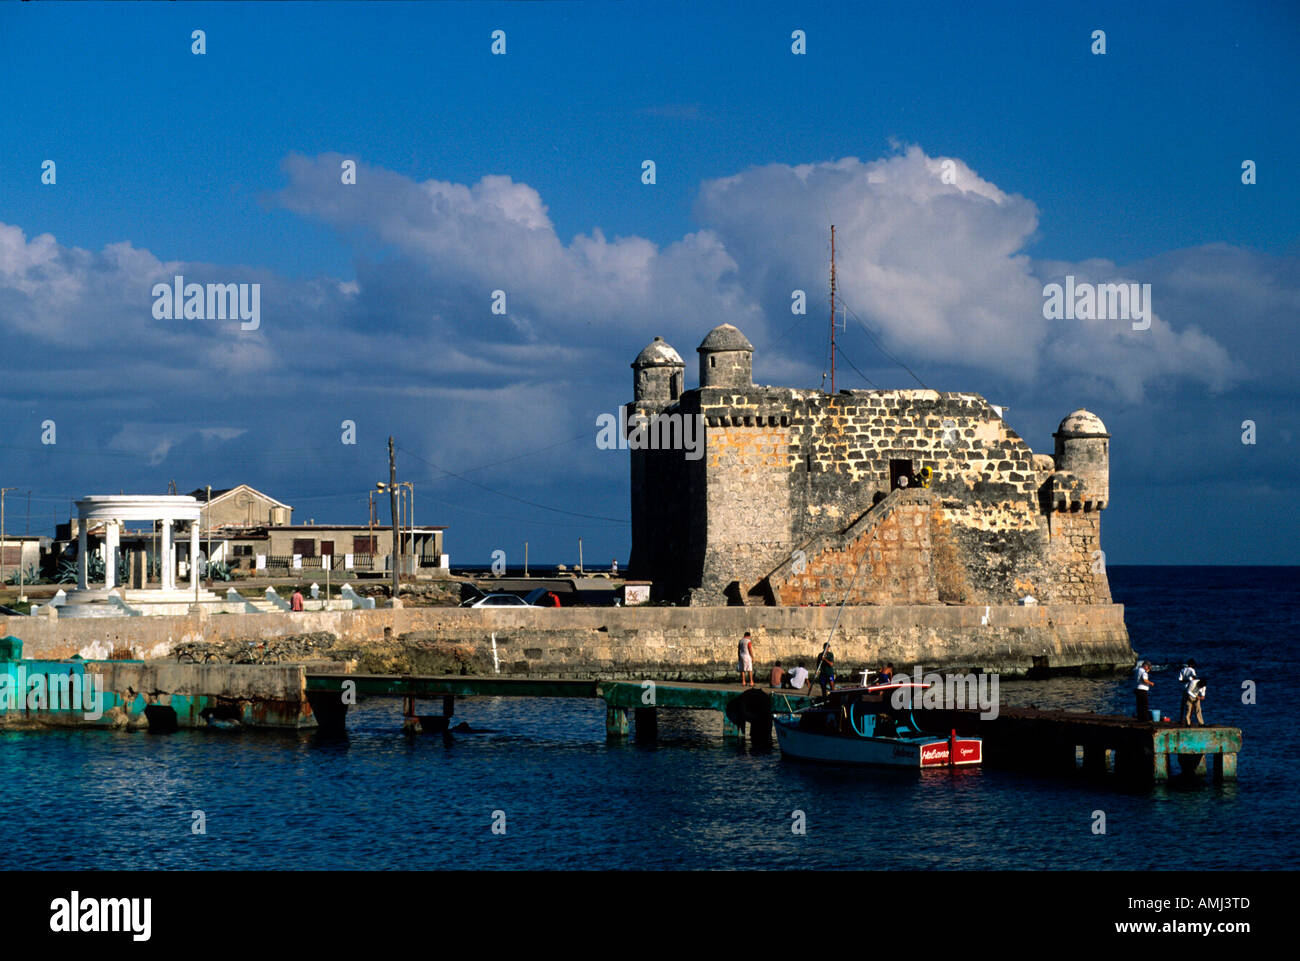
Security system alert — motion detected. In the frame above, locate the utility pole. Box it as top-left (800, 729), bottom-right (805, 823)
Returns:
top-left (0, 487), bottom-right (15, 590)
top-left (829, 224), bottom-right (837, 396)
top-left (388, 436), bottom-right (399, 599)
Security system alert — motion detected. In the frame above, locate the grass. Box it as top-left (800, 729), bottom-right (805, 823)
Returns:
top-left (0, 596), bottom-right (34, 615)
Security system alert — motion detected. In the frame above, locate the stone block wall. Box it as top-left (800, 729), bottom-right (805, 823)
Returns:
top-left (767, 491), bottom-right (936, 606)
top-left (631, 386), bottom-right (1113, 609)
top-left (0, 603), bottom-right (1133, 679)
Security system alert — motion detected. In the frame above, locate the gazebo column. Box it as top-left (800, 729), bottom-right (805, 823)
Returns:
top-left (189, 523), bottom-right (200, 590)
top-left (77, 523), bottom-right (89, 590)
top-left (104, 521), bottom-right (119, 589)
top-left (160, 520), bottom-right (174, 591)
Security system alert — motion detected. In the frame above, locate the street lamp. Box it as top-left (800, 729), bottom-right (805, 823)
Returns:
top-left (0, 487), bottom-right (15, 594)
top-left (398, 481), bottom-right (415, 566)
top-left (376, 481), bottom-right (399, 580)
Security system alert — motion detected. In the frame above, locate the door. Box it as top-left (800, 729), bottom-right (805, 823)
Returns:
top-left (889, 459), bottom-right (915, 490)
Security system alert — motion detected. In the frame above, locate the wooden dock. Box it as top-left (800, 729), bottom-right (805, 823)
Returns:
top-left (303, 673), bottom-right (812, 741)
top-left (924, 705), bottom-right (1241, 783)
top-left (303, 674), bottom-right (1240, 783)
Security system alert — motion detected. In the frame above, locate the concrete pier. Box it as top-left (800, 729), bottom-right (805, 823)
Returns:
top-left (926, 706), bottom-right (1242, 783)
top-left (302, 673), bottom-right (813, 742)
top-left (0, 658), bottom-right (346, 731)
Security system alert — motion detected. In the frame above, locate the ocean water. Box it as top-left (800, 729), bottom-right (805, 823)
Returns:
top-left (1, 566), bottom-right (1294, 871)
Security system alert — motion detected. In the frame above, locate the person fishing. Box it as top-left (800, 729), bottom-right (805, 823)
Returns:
top-left (813, 642), bottom-right (835, 697)
top-left (1178, 658), bottom-right (1205, 726)
top-left (1133, 659), bottom-right (1154, 720)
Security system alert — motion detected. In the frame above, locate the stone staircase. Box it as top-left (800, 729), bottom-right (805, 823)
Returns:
top-left (747, 487), bottom-right (935, 605)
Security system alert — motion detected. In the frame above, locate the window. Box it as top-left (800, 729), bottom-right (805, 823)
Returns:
top-left (292, 538), bottom-right (316, 557)
top-left (233, 544), bottom-right (254, 557)
top-left (353, 536), bottom-right (377, 553)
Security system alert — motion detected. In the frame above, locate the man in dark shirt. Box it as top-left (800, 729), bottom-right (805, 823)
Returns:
top-left (813, 642), bottom-right (835, 697)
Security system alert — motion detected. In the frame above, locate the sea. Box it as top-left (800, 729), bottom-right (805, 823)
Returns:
top-left (1, 566), bottom-right (1294, 871)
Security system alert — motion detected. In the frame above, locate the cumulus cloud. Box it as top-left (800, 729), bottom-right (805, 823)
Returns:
top-left (696, 146), bottom-right (1241, 399)
top-left (0, 144), bottom-right (1287, 505)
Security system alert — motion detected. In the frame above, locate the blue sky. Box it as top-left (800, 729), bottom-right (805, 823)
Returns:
top-left (1, 1), bottom-right (1297, 566)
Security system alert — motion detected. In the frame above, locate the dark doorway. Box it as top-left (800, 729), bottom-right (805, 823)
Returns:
top-left (889, 459), bottom-right (916, 490)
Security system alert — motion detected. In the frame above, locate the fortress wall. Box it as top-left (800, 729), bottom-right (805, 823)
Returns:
top-left (775, 498), bottom-right (937, 606)
top-left (1045, 510), bottom-right (1110, 604)
top-left (0, 603), bottom-right (1132, 679)
top-left (678, 387), bottom-right (1108, 606)
top-left (701, 409), bottom-right (796, 602)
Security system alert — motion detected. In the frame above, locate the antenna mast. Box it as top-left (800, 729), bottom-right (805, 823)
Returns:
top-left (829, 224), bottom-right (837, 395)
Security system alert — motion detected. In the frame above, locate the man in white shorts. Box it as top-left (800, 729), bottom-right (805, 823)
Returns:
top-left (737, 631), bottom-right (754, 688)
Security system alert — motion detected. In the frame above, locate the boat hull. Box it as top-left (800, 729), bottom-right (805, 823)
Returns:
top-left (775, 718), bottom-right (982, 768)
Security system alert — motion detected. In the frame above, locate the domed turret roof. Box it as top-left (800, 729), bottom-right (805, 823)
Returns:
top-left (631, 336), bottom-right (684, 368)
top-left (697, 323), bottom-right (753, 353)
top-left (1055, 409), bottom-right (1108, 436)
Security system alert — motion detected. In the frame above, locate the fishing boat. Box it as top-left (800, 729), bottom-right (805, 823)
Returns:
top-left (774, 683), bottom-right (983, 768)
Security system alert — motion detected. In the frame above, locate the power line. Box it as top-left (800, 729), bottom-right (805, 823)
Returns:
top-left (840, 299), bottom-right (929, 389)
top-left (823, 228), bottom-right (930, 390)
top-left (833, 343), bottom-right (882, 389)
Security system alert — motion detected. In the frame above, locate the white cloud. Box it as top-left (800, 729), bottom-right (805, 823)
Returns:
top-left (0, 145), bottom-right (1283, 489)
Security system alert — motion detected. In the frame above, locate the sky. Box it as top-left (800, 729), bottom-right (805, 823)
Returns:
top-left (0, 0), bottom-right (1297, 567)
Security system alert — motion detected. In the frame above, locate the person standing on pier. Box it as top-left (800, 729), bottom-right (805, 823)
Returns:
top-left (738, 631), bottom-right (755, 688)
top-left (813, 642), bottom-right (835, 697)
top-left (1179, 659), bottom-right (1204, 726)
top-left (1134, 660), bottom-right (1154, 720)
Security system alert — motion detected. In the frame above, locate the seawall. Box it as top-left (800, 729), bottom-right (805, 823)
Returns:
top-left (0, 603), bottom-right (1132, 680)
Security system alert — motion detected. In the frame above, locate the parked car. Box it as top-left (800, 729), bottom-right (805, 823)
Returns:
top-left (524, 588), bottom-right (562, 607)
top-left (462, 593), bottom-right (533, 608)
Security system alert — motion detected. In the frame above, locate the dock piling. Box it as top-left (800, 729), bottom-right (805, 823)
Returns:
top-left (634, 706), bottom-right (658, 743)
top-left (605, 705), bottom-right (629, 741)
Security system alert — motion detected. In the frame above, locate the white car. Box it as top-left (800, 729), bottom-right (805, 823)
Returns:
top-left (464, 593), bottom-right (533, 608)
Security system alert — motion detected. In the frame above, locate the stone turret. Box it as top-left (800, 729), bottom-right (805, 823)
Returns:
top-left (697, 324), bottom-right (753, 389)
top-left (1053, 409), bottom-right (1109, 510)
top-left (632, 336), bottom-right (684, 409)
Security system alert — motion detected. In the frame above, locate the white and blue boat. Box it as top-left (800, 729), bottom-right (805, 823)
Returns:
top-left (775, 682), bottom-right (983, 769)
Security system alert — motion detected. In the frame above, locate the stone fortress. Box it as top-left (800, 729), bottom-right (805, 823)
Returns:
top-left (628, 324), bottom-right (1116, 611)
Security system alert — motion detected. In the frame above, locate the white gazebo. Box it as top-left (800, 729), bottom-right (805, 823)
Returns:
top-left (61, 494), bottom-right (221, 616)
